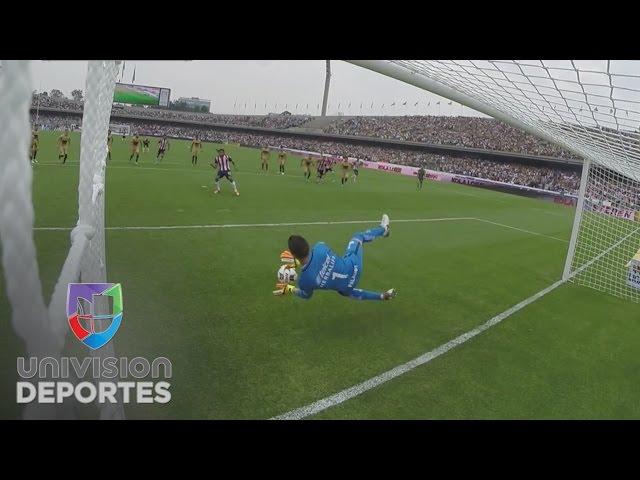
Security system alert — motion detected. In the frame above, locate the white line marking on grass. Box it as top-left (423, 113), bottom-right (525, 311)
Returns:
top-left (271, 277), bottom-right (566, 420)
top-left (571, 225), bottom-right (640, 277)
top-left (32, 217), bottom-right (569, 246)
top-left (475, 218), bottom-right (568, 243)
top-left (37, 162), bottom-right (305, 179)
top-left (33, 217), bottom-right (472, 232)
top-left (272, 225), bottom-right (637, 420)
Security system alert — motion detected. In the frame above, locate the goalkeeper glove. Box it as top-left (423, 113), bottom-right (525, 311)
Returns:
top-left (280, 250), bottom-right (300, 268)
top-left (273, 283), bottom-right (296, 296)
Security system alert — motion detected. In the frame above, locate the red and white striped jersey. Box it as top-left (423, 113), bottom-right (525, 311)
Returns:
top-left (215, 154), bottom-right (233, 171)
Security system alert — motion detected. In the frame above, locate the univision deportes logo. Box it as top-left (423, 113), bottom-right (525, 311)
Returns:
top-left (16, 283), bottom-right (172, 406)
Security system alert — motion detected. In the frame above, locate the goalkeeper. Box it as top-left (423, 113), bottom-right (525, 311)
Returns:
top-left (274, 214), bottom-right (396, 301)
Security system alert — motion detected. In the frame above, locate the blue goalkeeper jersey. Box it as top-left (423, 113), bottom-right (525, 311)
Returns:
top-left (296, 242), bottom-right (361, 299)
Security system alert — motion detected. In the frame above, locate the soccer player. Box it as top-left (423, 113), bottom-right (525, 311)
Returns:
top-left (417, 165), bottom-right (426, 190)
top-left (340, 156), bottom-right (350, 185)
top-left (352, 159), bottom-right (361, 183)
top-left (301, 154), bottom-right (313, 181)
top-left (273, 214), bottom-right (396, 301)
top-left (278, 149), bottom-right (287, 175)
top-left (58, 130), bottom-right (70, 164)
top-left (324, 156), bottom-right (335, 178)
top-left (316, 155), bottom-right (327, 183)
top-left (107, 129), bottom-right (113, 161)
top-left (156, 136), bottom-right (169, 164)
top-left (260, 147), bottom-right (270, 172)
top-left (142, 137), bottom-right (150, 153)
top-left (129, 134), bottom-right (142, 164)
top-left (191, 136), bottom-right (202, 165)
top-left (211, 148), bottom-right (239, 196)
top-left (30, 126), bottom-right (39, 164)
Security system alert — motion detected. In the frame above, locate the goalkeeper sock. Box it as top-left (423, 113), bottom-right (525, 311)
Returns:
top-left (348, 288), bottom-right (385, 301)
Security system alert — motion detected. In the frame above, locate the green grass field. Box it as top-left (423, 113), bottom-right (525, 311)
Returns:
top-left (1, 131), bottom-right (638, 419)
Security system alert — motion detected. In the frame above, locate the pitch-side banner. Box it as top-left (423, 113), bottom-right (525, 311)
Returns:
top-left (586, 202), bottom-right (637, 221)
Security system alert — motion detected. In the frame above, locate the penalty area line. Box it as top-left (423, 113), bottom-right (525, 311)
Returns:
top-left (32, 217), bottom-right (569, 245)
top-left (33, 217), bottom-right (474, 231)
top-left (271, 277), bottom-right (566, 420)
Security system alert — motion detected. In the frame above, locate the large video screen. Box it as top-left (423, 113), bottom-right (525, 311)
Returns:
top-left (113, 83), bottom-right (171, 107)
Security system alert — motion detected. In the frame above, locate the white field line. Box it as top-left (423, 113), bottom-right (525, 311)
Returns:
top-left (570, 225), bottom-right (640, 278)
top-left (33, 217), bottom-right (568, 247)
top-left (34, 161), bottom-right (577, 418)
top-left (272, 278), bottom-right (566, 420)
top-left (29, 211), bottom-right (573, 419)
top-left (33, 217), bottom-right (474, 232)
top-left (475, 218), bottom-right (568, 243)
top-left (272, 222), bottom-right (639, 420)
top-left (34, 162), bottom-right (305, 178)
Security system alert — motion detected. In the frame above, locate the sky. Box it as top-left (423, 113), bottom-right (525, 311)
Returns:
top-left (28, 60), bottom-right (485, 117)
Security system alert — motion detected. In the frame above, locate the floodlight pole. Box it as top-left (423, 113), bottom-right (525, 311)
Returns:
top-left (321, 60), bottom-right (331, 117)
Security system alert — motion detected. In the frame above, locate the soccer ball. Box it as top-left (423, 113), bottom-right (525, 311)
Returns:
top-left (277, 265), bottom-right (297, 284)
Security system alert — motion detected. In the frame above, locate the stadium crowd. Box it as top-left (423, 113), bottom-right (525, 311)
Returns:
top-left (32, 113), bottom-right (80, 130)
top-left (32, 96), bottom-right (579, 159)
top-left (33, 96), bottom-right (311, 129)
top-left (587, 178), bottom-right (639, 210)
top-left (32, 112), bottom-right (581, 195)
top-left (115, 105), bottom-right (312, 129)
top-left (32, 93), bottom-right (83, 111)
top-left (323, 116), bottom-right (578, 159)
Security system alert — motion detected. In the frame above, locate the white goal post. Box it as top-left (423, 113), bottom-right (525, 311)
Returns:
top-left (0, 60), bottom-right (124, 419)
top-left (348, 60), bottom-right (640, 303)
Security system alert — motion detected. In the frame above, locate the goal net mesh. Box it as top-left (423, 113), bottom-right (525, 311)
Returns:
top-left (570, 164), bottom-right (640, 302)
top-left (351, 60), bottom-right (640, 302)
top-left (0, 60), bottom-right (122, 418)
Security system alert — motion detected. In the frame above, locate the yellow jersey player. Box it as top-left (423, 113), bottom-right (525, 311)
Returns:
top-left (278, 148), bottom-right (287, 175)
top-left (30, 127), bottom-right (39, 164)
top-left (191, 137), bottom-right (202, 166)
top-left (58, 130), bottom-right (71, 164)
top-left (301, 154), bottom-right (314, 181)
top-left (107, 129), bottom-right (113, 161)
top-left (129, 134), bottom-right (142, 164)
top-left (340, 156), bottom-right (351, 185)
top-left (260, 147), bottom-right (270, 172)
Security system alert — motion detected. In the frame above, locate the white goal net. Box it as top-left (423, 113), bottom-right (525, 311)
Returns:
top-left (350, 60), bottom-right (640, 303)
top-left (0, 60), bottom-right (123, 418)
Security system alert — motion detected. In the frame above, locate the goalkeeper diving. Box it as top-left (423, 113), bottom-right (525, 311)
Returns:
top-left (273, 214), bottom-right (396, 301)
